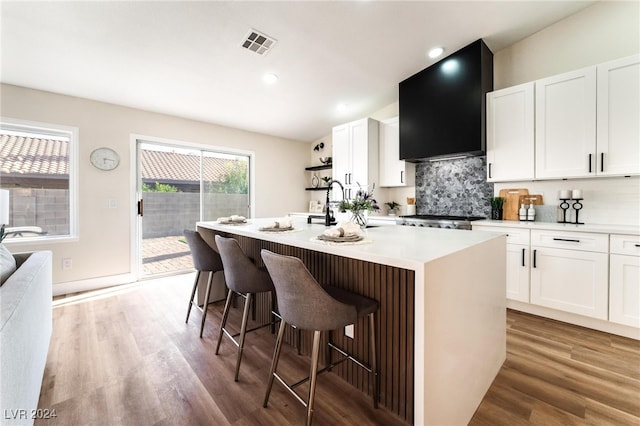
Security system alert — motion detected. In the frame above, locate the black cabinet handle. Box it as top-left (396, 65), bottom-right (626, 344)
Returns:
top-left (600, 152), bottom-right (604, 172)
top-left (553, 237), bottom-right (580, 243)
top-left (488, 163), bottom-right (492, 179)
top-left (635, 244), bottom-right (640, 248)
top-left (588, 153), bottom-right (592, 173)
top-left (521, 248), bottom-right (525, 267)
top-left (400, 171), bottom-right (404, 183)
top-left (533, 249), bottom-right (537, 268)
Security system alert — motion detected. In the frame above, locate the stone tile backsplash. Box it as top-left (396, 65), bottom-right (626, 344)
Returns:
top-left (415, 156), bottom-right (493, 218)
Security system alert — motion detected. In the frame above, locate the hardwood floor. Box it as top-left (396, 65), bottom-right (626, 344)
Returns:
top-left (38, 274), bottom-right (639, 425)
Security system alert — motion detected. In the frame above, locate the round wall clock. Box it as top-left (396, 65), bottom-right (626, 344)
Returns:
top-left (90, 147), bottom-right (120, 171)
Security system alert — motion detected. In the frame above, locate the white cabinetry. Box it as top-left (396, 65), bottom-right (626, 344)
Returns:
top-left (486, 82), bottom-right (534, 181)
top-left (473, 225), bottom-right (530, 302)
top-left (332, 118), bottom-right (379, 200)
top-left (530, 230), bottom-right (608, 320)
top-left (535, 67), bottom-right (597, 179)
top-left (609, 234), bottom-right (640, 327)
top-left (597, 55), bottom-right (640, 176)
top-left (379, 117), bottom-right (415, 187)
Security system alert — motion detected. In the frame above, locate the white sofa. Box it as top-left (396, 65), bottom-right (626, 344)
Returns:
top-left (0, 251), bottom-right (52, 426)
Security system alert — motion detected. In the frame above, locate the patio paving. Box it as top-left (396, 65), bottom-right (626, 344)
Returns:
top-left (142, 235), bottom-right (194, 276)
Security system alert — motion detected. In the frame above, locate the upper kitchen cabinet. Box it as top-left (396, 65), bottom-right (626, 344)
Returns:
top-left (486, 82), bottom-right (535, 181)
top-left (535, 66), bottom-right (597, 179)
top-left (379, 117), bottom-right (415, 187)
top-left (596, 54), bottom-right (640, 176)
top-left (332, 117), bottom-right (379, 200)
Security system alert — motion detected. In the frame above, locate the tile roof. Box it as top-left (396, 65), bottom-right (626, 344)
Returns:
top-left (0, 134), bottom-right (69, 176)
top-left (0, 134), bottom-right (240, 182)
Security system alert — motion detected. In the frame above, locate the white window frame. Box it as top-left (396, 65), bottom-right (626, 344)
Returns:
top-left (1, 117), bottom-right (79, 244)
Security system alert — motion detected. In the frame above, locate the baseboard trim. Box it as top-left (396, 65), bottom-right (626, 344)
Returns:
top-left (53, 273), bottom-right (136, 296)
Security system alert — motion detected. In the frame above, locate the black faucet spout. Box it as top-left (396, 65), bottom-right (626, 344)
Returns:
top-left (325, 179), bottom-right (345, 226)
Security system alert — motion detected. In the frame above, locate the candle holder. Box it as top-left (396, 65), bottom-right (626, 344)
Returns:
top-left (572, 198), bottom-right (584, 225)
top-left (558, 198), bottom-right (571, 223)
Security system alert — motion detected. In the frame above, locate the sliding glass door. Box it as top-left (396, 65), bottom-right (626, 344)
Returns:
top-left (136, 140), bottom-right (250, 278)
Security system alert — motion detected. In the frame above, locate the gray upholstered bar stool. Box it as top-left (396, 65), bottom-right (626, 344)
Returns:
top-left (261, 249), bottom-right (379, 426)
top-left (184, 229), bottom-right (225, 338)
top-left (214, 235), bottom-right (276, 382)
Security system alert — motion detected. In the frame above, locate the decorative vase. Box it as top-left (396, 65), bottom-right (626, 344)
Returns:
top-left (311, 173), bottom-right (319, 188)
top-left (491, 208), bottom-right (503, 220)
top-left (349, 210), bottom-right (368, 228)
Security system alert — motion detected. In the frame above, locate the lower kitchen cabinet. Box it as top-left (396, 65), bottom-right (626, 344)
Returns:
top-left (530, 229), bottom-right (609, 320)
top-left (609, 234), bottom-right (640, 327)
top-left (474, 225), bottom-right (530, 302)
top-left (506, 244), bottom-right (530, 302)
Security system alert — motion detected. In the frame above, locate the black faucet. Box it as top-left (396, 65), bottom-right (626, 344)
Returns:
top-left (325, 179), bottom-right (345, 226)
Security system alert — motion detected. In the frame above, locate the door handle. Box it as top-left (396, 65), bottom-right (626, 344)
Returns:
top-left (488, 163), bottom-right (492, 179)
top-left (521, 248), bottom-right (525, 267)
top-left (533, 249), bottom-right (537, 268)
top-left (137, 199), bottom-right (144, 217)
top-left (588, 153), bottom-right (593, 173)
top-left (600, 152), bottom-right (604, 173)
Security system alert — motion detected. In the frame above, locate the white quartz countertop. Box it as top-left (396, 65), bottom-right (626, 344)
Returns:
top-left (197, 217), bottom-right (504, 270)
top-left (473, 220), bottom-right (640, 235)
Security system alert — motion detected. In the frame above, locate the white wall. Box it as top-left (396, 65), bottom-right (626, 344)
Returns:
top-left (1, 84), bottom-right (310, 288)
top-left (494, 1), bottom-right (640, 89)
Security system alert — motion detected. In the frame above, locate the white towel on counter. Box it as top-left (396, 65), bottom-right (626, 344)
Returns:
top-left (217, 215), bottom-right (246, 223)
top-left (323, 220), bottom-right (362, 238)
top-left (262, 217), bottom-right (293, 229)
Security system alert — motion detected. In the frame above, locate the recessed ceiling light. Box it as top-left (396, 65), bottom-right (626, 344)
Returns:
top-left (337, 103), bottom-right (348, 112)
top-left (263, 73), bottom-right (278, 84)
top-left (428, 47), bottom-right (444, 59)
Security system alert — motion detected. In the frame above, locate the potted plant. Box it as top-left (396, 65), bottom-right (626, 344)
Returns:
top-left (338, 184), bottom-right (380, 228)
top-left (385, 201), bottom-right (400, 216)
top-left (321, 176), bottom-right (332, 186)
top-left (490, 197), bottom-right (504, 220)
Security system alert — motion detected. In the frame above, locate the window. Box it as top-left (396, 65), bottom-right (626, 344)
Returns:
top-left (0, 118), bottom-right (78, 241)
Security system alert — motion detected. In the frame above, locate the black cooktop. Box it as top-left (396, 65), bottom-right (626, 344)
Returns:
top-left (400, 215), bottom-right (486, 221)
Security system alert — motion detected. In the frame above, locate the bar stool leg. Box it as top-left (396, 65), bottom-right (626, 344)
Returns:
top-left (264, 320), bottom-right (287, 407)
top-left (185, 271), bottom-right (201, 323)
top-left (234, 293), bottom-right (253, 382)
top-left (216, 290), bottom-right (234, 355)
top-left (369, 312), bottom-right (378, 408)
top-left (199, 271), bottom-right (214, 338)
top-left (307, 330), bottom-right (322, 426)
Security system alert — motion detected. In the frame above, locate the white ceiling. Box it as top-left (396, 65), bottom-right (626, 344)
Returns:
top-left (1, 1), bottom-right (596, 142)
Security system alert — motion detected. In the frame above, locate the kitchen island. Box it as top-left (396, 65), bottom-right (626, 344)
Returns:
top-left (197, 217), bottom-right (506, 425)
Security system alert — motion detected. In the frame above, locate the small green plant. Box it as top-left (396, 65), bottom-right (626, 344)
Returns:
top-left (385, 201), bottom-right (400, 210)
top-left (490, 197), bottom-right (504, 210)
top-left (321, 176), bottom-right (332, 185)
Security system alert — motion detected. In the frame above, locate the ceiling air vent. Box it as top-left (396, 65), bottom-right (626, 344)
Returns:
top-left (241, 29), bottom-right (277, 56)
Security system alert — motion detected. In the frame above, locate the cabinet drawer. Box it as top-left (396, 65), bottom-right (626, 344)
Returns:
top-left (473, 226), bottom-right (530, 245)
top-left (610, 234), bottom-right (640, 256)
top-left (531, 230), bottom-right (608, 253)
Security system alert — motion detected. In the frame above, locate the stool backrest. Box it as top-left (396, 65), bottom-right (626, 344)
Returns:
top-left (261, 249), bottom-right (356, 331)
top-left (215, 235), bottom-right (272, 294)
top-left (184, 230), bottom-right (223, 272)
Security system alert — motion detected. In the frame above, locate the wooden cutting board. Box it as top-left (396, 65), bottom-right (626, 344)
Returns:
top-left (499, 188), bottom-right (529, 220)
top-left (519, 194), bottom-right (543, 206)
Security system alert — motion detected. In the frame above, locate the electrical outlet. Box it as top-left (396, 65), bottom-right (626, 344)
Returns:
top-left (108, 198), bottom-right (117, 209)
top-left (62, 258), bottom-right (72, 270)
top-left (344, 324), bottom-right (354, 339)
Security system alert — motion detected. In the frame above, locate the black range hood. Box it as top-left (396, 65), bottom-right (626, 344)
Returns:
top-left (399, 39), bottom-right (493, 162)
